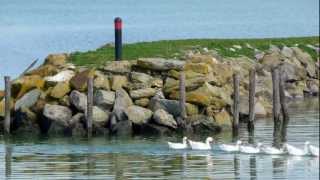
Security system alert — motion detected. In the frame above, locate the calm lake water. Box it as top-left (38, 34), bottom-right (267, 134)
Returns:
top-left (0, 0), bottom-right (319, 87)
top-left (0, 99), bottom-right (319, 179)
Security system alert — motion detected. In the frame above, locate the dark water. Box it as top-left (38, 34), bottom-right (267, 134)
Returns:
top-left (0, 0), bottom-right (319, 88)
top-left (0, 99), bottom-right (319, 179)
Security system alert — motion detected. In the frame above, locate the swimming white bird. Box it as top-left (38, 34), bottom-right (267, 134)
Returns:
top-left (168, 137), bottom-right (188, 149)
top-left (261, 145), bottom-right (284, 155)
top-left (188, 137), bottom-right (213, 150)
top-left (285, 142), bottom-right (310, 156)
top-left (219, 140), bottom-right (242, 152)
top-left (240, 142), bottom-right (263, 154)
top-left (308, 144), bottom-right (319, 157)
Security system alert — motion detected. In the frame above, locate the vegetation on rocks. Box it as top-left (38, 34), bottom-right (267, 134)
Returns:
top-left (0, 37), bottom-right (319, 137)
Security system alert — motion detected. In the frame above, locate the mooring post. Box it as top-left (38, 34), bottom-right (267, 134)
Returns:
top-left (4, 76), bottom-right (11, 134)
top-left (114, 17), bottom-right (122, 61)
top-left (87, 77), bottom-right (94, 138)
top-left (248, 69), bottom-right (256, 133)
top-left (233, 73), bottom-right (240, 137)
top-left (279, 67), bottom-right (289, 143)
top-left (272, 68), bottom-right (281, 148)
top-left (177, 72), bottom-right (187, 129)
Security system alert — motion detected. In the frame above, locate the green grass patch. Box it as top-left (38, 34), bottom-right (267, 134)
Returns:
top-left (69, 36), bottom-right (319, 67)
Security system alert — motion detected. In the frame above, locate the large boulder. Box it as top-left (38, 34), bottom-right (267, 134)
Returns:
top-left (125, 105), bottom-right (153, 125)
top-left (91, 106), bottom-right (110, 125)
top-left (69, 90), bottom-right (87, 112)
top-left (153, 109), bottom-right (177, 129)
top-left (182, 82), bottom-right (232, 107)
top-left (292, 47), bottom-right (316, 78)
top-left (43, 104), bottom-right (72, 125)
top-left (213, 109), bottom-right (232, 129)
top-left (134, 98), bottom-right (150, 107)
top-left (12, 75), bottom-right (45, 98)
top-left (187, 115), bottom-right (221, 134)
top-left (113, 89), bottom-right (133, 110)
top-left (111, 75), bottom-right (128, 91)
top-left (44, 70), bottom-right (75, 83)
top-left (44, 53), bottom-right (68, 66)
top-left (136, 58), bottom-right (185, 71)
top-left (94, 72), bottom-right (110, 90)
top-left (103, 61), bottom-right (132, 74)
top-left (130, 88), bottom-right (157, 99)
top-left (12, 107), bottom-right (39, 134)
top-left (260, 52), bottom-right (281, 71)
top-left (238, 96), bottom-right (268, 118)
top-left (149, 98), bottom-right (198, 117)
top-left (94, 90), bottom-right (115, 110)
top-left (50, 82), bottom-right (71, 99)
top-left (130, 72), bottom-right (153, 84)
top-left (15, 89), bottom-right (41, 111)
top-left (70, 69), bottom-right (95, 91)
top-left (184, 62), bottom-right (212, 74)
top-left (280, 62), bottom-right (306, 81)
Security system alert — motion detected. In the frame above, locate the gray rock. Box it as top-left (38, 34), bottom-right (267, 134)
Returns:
top-left (137, 58), bottom-right (185, 71)
top-left (69, 113), bottom-right (84, 127)
top-left (292, 47), bottom-right (316, 78)
top-left (149, 98), bottom-right (183, 117)
top-left (125, 105), bottom-right (153, 125)
top-left (281, 46), bottom-right (294, 58)
top-left (15, 89), bottom-right (41, 111)
top-left (153, 109), bottom-right (177, 129)
top-left (43, 104), bottom-right (72, 125)
top-left (103, 61), bottom-right (132, 73)
top-left (140, 123), bottom-right (172, 136)
top-left (188, 115), bottom-right (221, 134)
top-left (94, 90), bottom-right (115, 110)
top-left (280, 62), bottom-right (306, 81)
top-left (269, 45), bottom-right (280, 53)
top-left (69, 90), bottom-right (87, 112)
top-left (130, 88), bottom-right (157, 99)
top-left (131, 72), bottom-right (153, 83)
top-left (110, 120), bottom-right (132, 136)
top-left (113, 88), bottom-right (133, 110)
top-left (91, 106), bottom-right (110, 124)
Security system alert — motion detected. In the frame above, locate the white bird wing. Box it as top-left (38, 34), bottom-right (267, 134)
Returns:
top-left (262, 146), bottom-right (283, 154)
top-left (309, 145), bottom-right (319, 156)
top-left (168, 142), bottom-right (186, 149)
top-left (220, 144), bottom-right (238, 152)
top-left (240, 146), bottom-right (259, 153)
top-left (189, 140), bottom-right (210, 150)
top-left (286, 144), bottom-right (305, 156)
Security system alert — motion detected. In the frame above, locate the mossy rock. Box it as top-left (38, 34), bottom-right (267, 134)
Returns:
top-left (50, 82), bottom-right (71, 99)
top-left (26, 64), bottom-right (58, 77)
top-left (70, 69), bottom-right (95, 91)
top-left (44, 53), bottom-right (68, 66)
top-left (12, 75), bottom-right (45, 99)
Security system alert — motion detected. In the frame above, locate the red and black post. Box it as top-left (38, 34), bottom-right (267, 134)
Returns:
top-left (114, 17), bottom-right (122, 61)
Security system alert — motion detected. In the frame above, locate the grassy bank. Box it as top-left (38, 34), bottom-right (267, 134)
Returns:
top-left (69, 36), bottom-right (319, 67)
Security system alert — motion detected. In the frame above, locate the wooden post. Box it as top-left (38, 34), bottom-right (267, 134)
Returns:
top-left (87, 77), bottom-right (94, 138)
top-left (248, 69), bottom-right (256, 132)
top-left (272, 68), bottom-right (281, 148)
top-left (233, 73), bottom-right (240, 137)
top-left (279, 67), bottom-right (289, 143)
top-left (5, 145), bottom-right (12, 177)
top-left (177, 72), bottom-right (187, 129)
top-left (4, 76), bottom-right (11, 134)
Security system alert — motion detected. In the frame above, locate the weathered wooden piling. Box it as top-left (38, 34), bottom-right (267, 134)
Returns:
top-left (272, 68), bottom-right (282, 148)
top-left (232, 73), bottom-right (240, 137)
top-left (279, 67), bottom-right (289, 143)
top-left (248, 69), bottom-right (256, 132)
top-left (87, 77), bottom-right (94, 138)
top-left (4, 76), bottom-right (11, 134)
top-left (177, 72), bottom-right (187, 129)
top-left (5, 145), bottom-right (12, 177)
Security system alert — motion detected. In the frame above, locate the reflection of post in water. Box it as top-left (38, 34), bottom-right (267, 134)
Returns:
top-left (5, 145), bottom-right (12, 177)
top-left (249, 155), bottom-right (257, 180)
top-left (279, 66), bottom-right (289, 144)
top-left (272, 68), bottom-right (282, 148)
top-left (233, 154), bottom-right (240, 178)
top-left (86, 144), bottom-right (95, 177)
top-left (272, 157), bottom-right (285, 179)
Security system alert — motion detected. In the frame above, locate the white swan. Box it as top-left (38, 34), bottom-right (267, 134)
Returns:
top-left (168, 137), bottom-right (188, 149)
top-left (308, 144), bottom-right (319, 157)
top-left (261, 145), bottom-right (284, 155)
top-left (219, 140), bottom-right (242, 152)
top-left (188, 137), bottom-right (213, 150)
top-left (240, 142), bottom-right (263, 154)
top-left (285, 142), bottom-right (309, 156)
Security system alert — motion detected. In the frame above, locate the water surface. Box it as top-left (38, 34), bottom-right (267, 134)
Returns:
top-left (0, 99), bottom-right (319, 179)
top-left (0, 0), bottom-right (319, 87)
